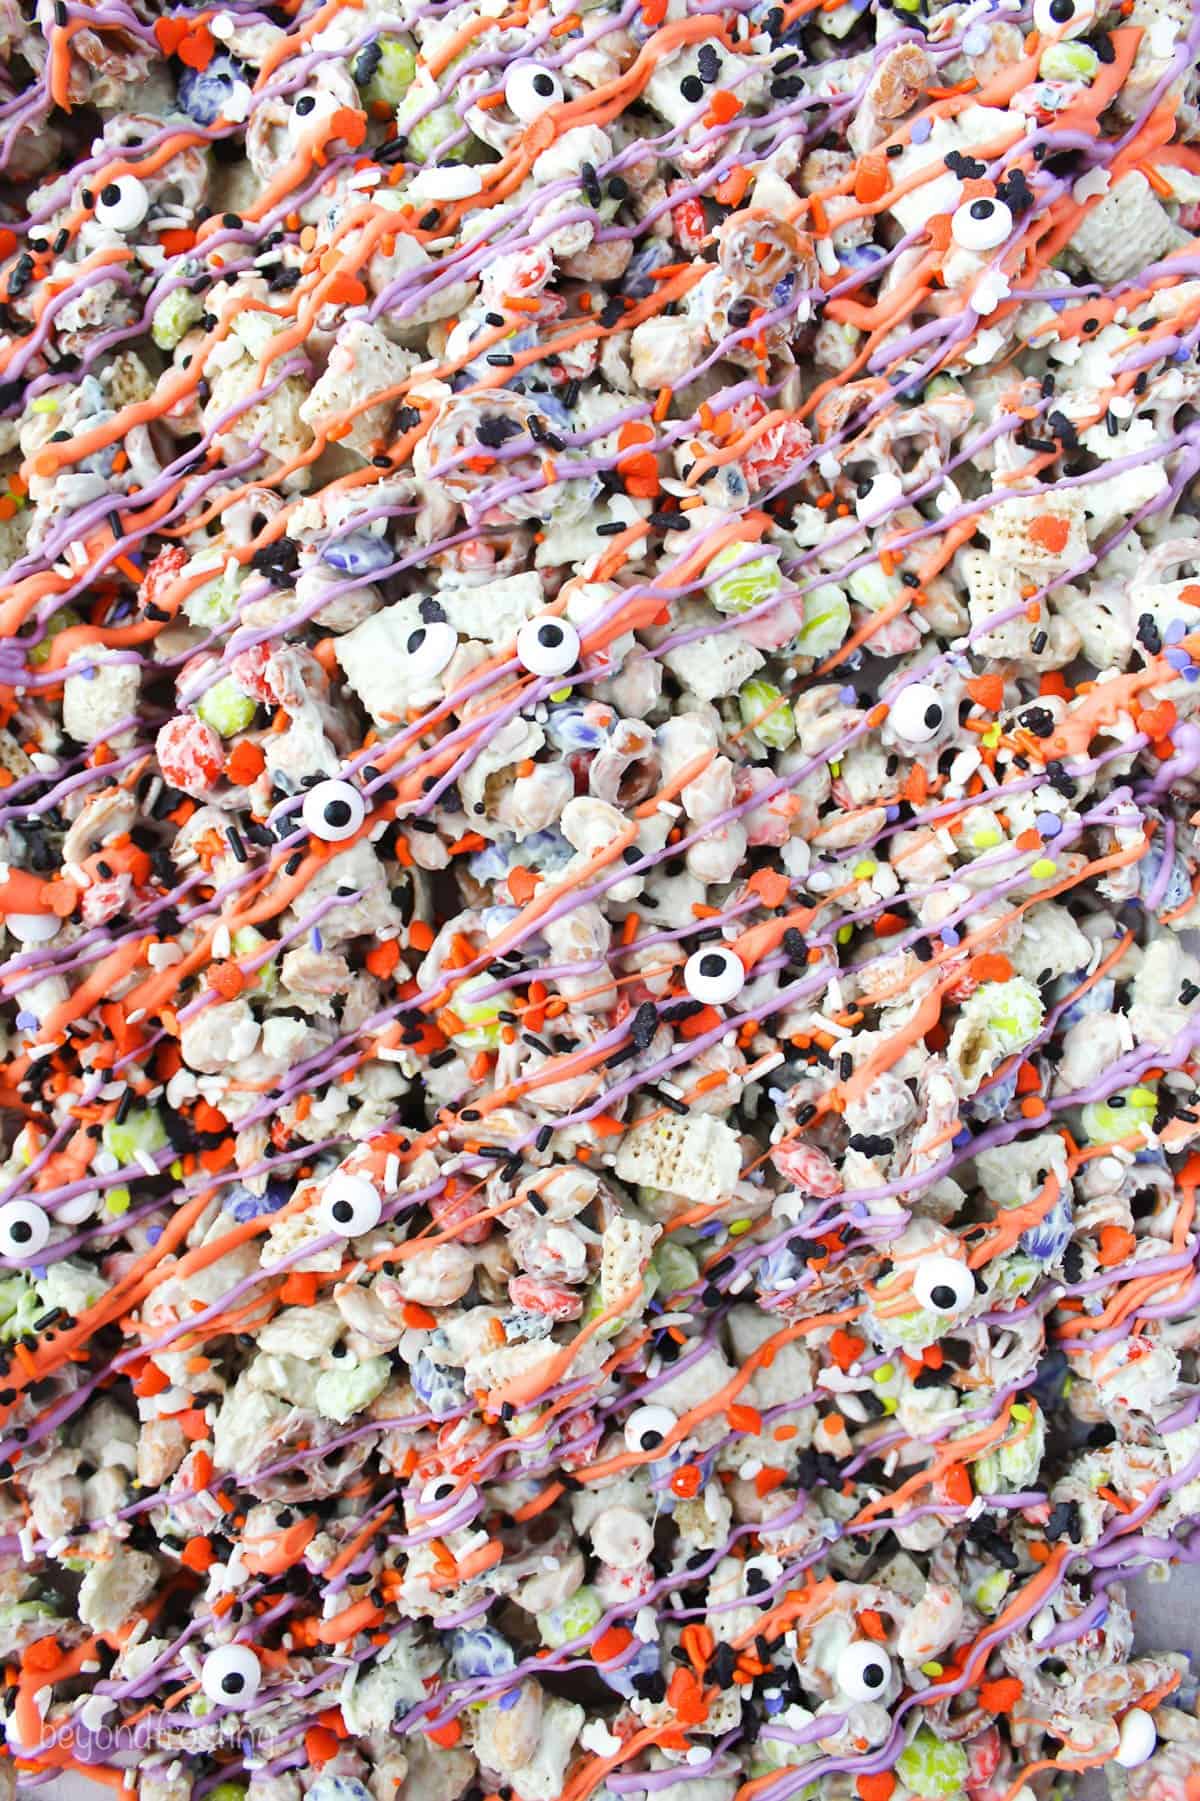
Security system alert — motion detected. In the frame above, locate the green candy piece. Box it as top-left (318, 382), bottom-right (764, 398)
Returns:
top-left (707, 543), bottom-right (784, 616)
top-left (537, 1585), bottom-right (603, 1648)
top-left (28, 606), bottom-right (81, 667)
top-left (406, 104), bottom-right (470, 165)
top-left (1081, 1084), bottom-right (1157, 1144)
top-left (1039, 41), bottom-right (1099, 81)
top-left (739, 679), bottom-right (796, 749)
top-left (357, 38), bottom-right (417, 107)
top-left (151, 287), bottom-right (205, 351)
top-left (794, 582), bottom-right (851, 657)
top-left (315, 1356), bottom-right (390, 1423)
top-left (196, 676), bottom-right (257, 739)
top-left (896, 1726), bottom-right (969, 1798)
top-left (102, 1106), bottom-right (168, 1166)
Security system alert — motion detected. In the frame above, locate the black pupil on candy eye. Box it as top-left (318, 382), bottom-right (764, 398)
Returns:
top-left (296, 95), bottom-right (316, 113)
top-left (533, 73), bottom-right (555, 96)
top-left (1050, 0), bottom-right (1074, 17)
top-left (324, 799), bottom-right (352, 827)
top-left (539, 624), bottom-right (563, 647)
top-left (924, 705), bottom-right (942, 729)
top-left (640, 1429), bottom-right (663, 1449)
top-left (862, 1662), bottom-right (885, 1688)
top-left (931, 1283), bottom-right (957, 1309)
top-left (221, 1674), bottom-right (244, 1694)
top-left (100, 184), bottom-right (120, 207)
top-left (407, 630), bottom-right (426, 653)
top-left (970, 200), bottom-right (994, 220)
top-left (10, 1221), bottom-right (32, 1243)
top-left (332, 1200), bottom-right (354, 1223)
top-left (699, 953), bottom-right (726, 978)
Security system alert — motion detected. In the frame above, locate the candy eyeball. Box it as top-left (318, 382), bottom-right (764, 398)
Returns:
top-left (504, 63), bottom-right (564, 121)
top-left (516, 614), bottom-right (580, 678)
top-left (683, 945), bottom-right (746, 1006)
top-left (319, 1172), bottom-right (383, 1238)
top-left (912, 1253), bottom-right (975, 1316)
top-left (888, 682), bottom-right (945, 744)
top-left (624, 1403), bottom-right (677, 1454)
top-left (854, 471), bottom-right (904, 521)
top-left (301, 778), bottom-right (365, 843)
top-left (201, 1644), bottom-right (262, 1708)
top-left (951, 196), bottom-right (1014, 252)
top-left (94, 176), bottom-right (149, 233)
top-left (405, 620), bottom-right (458, 682)
top-left (5, 912), bottom-right (60, 944)
top-left (836, 1641), bottom-right (893, 1701)
top-left (1033, 0), bottom-right (1095, 34)
top-left (0, 1200), bottom-right (51, 1259)
top-left (420, 1476), bottom-right (477, 1513)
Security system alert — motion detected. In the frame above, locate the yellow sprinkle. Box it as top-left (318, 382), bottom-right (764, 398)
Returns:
top-left (982, 724), bottom-right (1002, 749)
top-left (921, 1661), bottom-right (944, 1678)
top-left (853, 858), bottom-right (877, 879)
top-left (1010, 1402), bottom-right (1031, 1423)
top-left (729, 1218), bottom-right (752, 1236)
top-left (1030, 858), bottom-right (1057, 879)
top-left (874, 1362), bottom-right (895, 1384)
top-left (31, 396), bottom-right (59, 413)
top-left (837, 925), bottom-right (852, 944)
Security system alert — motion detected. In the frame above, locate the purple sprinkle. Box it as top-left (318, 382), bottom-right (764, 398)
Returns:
top-left (885, 804), bottom-right (900, 822)
top-left (1035, 813), bottom-right (1061, 838)
top-left (910, 116), bottom-right (933, 144)
top-left (498, 1688), bottom-right (521, 1709)
top-left (80, 665), bottom-right (96, 681)
top-left (940, 925), bottom-right (960, 947)
top-left (1165, 647), bottom-right (1191, 672)
top-left (146, 1225), bottom-right (163, 1246)
top-left (14, 1011), bottom-right (37, 1031)
top-left (838, 685), bottom-right (857, 705)
top-left (31, 1264), bottom-right (46, 1280)
top-left (1164, 618), bottom-right (1187, 645)
top-left (312, 926), bottom-right (323, 951)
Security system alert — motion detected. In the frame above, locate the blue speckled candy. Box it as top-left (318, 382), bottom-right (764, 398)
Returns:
top-left (322, 531), bottom-right (395, 577)
top-left (545, 706), bottom-right (609, 752)
top-left (967, 1063), bottom-right (1019, 1123)
top-left (178, 53), bottom-right (247, 127)
top-left (1056, 971), bottom-right (1114, 1031)
top-left (1022, 1191), bottom-right (1073, 1262)
top-left (598, 1633), bottom-right (660, 1698)
top-left (308, 1779), bottom-right (372, 1801)
top-left (411, 1350), bottom-right (468, 1420)
top-left (225, 1180), bottom-right (290, 1222)
top-left (1138, 841), bottom-right (1192, 913)
top-left (450, 1626), bottom-right (516, 1680)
